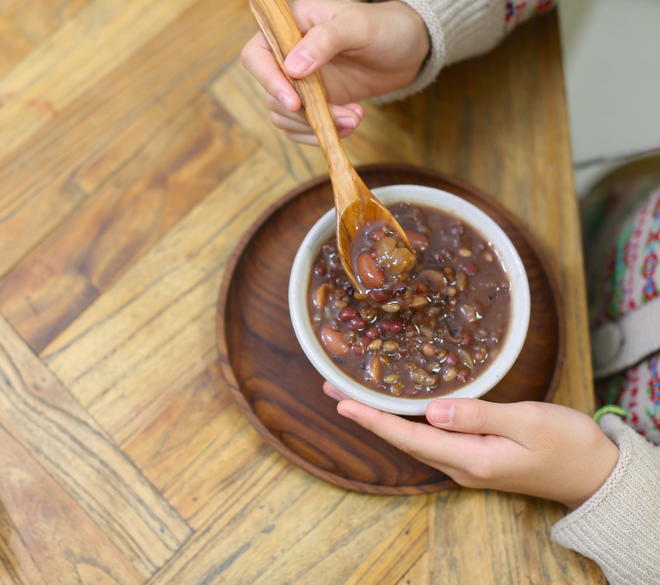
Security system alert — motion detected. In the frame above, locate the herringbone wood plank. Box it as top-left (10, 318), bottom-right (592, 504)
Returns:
top-left (0, 92), bottom-right (256, 352)
top-left (0, 316), bottom-right (189, 579)
top-left (0, 1), bottom-right (605, 584)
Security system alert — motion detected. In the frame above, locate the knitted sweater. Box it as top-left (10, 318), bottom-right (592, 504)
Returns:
top-left (376, 0), bottom-right (555, 102)
top-left (370, 2), bottom-right (660, 583)
top-left (552, 414), bottom-right (660, 585)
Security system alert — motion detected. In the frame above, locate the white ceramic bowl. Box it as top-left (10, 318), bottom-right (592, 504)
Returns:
top-left (289, 184), bottom-right (530, 415)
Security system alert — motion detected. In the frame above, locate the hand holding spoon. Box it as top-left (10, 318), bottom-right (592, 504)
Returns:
top-left (248, 0), bottom-right (413, 293)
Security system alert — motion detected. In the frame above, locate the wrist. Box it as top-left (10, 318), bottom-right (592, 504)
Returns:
top-left (368, 0), bottom-right (445, 103)
top-left (388, 1), bottom-right (430, 73)
top-left (561, 433), bottom-right (619, 509)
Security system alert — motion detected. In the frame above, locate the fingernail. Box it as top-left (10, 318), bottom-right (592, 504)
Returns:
top-left (336, 117), bottom-right (357, 129)
top-left (278, 91), bottom-right (295, 110)
top-left (346, 103), bottom-right (364, 117)
top-left (286, 50), bottom-right (314, 75)
top-left (427, 402), bottom-right (453, 425)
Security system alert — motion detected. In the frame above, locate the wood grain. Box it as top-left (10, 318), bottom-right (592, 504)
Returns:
top-left (0, 1), bottom-right (89, 77)
top-left (0, 92), bottom-right (256, 352)
top-left (0, 316), bottom-right (189, 578)
top-left (0, 0), bottom-right (253, 277)
top-left (148, 477), bottom-right (428, 585)
top-left (0, 3), bottom-right (603, 584)
top-left (0, 425), bottom-right (143, 585)
top-left (42, 150), bottom-right (295, 445)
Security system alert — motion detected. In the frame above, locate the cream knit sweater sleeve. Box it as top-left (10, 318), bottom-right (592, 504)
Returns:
top-left (551, 414), bottom-right (660, 585)
top-left (376, 0), bottom-right (546, 102)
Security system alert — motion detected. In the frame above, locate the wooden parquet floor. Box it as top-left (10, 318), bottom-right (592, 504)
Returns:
top-left (0, 2), bottom-right (605, 584)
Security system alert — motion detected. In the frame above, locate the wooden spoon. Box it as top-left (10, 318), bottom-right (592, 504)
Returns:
top-left (249, 0), bottom-right (412, 293)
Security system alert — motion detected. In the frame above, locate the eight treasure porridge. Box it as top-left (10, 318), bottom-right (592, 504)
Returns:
top-left (308, 202), bottom-right (511, 398)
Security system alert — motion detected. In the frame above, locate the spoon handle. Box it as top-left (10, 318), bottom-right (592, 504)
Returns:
top-left (248, 0), bottom-right (356, 208)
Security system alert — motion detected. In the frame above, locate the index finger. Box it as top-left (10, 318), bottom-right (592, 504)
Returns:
top-left (240, 32), bottom-right (301, 111)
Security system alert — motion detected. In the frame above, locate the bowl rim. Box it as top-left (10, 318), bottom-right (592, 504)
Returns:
top-left (288, 184), bottom-right (531, 415)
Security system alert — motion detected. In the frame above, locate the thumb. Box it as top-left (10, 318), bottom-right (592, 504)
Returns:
top-left (284, 13), bottom-right (364, 78)
top-left (426, 399), bottom-right (535, 445)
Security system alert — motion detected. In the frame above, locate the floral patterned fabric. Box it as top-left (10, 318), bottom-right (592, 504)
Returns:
top-left (582, 170), bottom-right (660, 444)
top-left (505, 0), bottom-right (555, 28)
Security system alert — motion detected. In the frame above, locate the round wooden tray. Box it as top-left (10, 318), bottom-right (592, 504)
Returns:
top-left (216, 164), bottom-right (564, 495)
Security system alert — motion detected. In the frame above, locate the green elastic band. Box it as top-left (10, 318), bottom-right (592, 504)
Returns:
top-left (593, 405), bottom-right (631, 423)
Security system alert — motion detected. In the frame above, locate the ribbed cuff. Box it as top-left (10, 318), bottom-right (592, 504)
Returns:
top-left (375, 0), bottom-right (507, 102)
top-left (551, 415), bottom-right (660, 585)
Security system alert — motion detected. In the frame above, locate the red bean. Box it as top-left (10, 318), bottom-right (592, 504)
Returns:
top-left (406, 231), bottom-right (429, 251)
top-left (369, 289), bottom-right (392, 302)
top-left (445, 352), bottom-right (459, 366)
top-left (381, 320), bottom-right (403, 335)
top-left (369, 229), bottom-right (385, 241)
top-left (457, 368), bottom-right (469, 383)
top-left (356, 253), bottom-right (386, 289)
top-left (462, 262), bottom-right (479, 276)
top-left (365, 327), bottom-right (379, 340)
top-left (389, 321), bottom-right (404, 334)
top-left (349, 317), bottom-right (367, 330)
top-left (320, 326), bottom-right (349, 356)
top-left (338, 307), bottom-right (358, 321)
top-left (313, 264), bottom-right (326, 277)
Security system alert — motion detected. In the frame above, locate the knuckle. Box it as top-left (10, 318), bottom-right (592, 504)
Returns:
top-left (392, 425), bottom-right (425, 459)
top-left (467, 402), bottom-right (490, 434)
top-left (313, 24), bottom-right (338, 54)
top-left (465, 456), bottom-right (495, 482)
top-left (517, 401), bottom-right (546, 427)
top-left (347, 6), bottom-right (370, 35)
top-left (395, 437), bottom-right (419, 458)
top-left (352, 408), bottom-right (379, 434)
